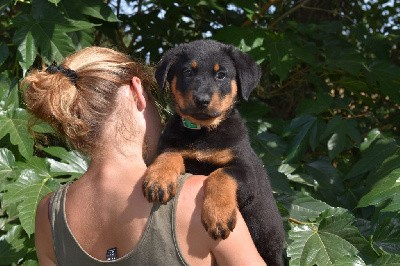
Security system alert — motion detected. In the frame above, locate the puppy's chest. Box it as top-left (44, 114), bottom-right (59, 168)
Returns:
top-left (182, 146), bottom-right (234, 175)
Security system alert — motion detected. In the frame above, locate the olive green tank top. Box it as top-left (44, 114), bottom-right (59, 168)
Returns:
top-left (49, 174), bottom-right (191, 266)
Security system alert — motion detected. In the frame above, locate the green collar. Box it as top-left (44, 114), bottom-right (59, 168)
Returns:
top-left (182, 117), bottom-right (201, 130)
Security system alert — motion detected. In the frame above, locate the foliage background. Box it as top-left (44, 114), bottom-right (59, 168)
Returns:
top-left (1, 0), bottom-right (400, 265)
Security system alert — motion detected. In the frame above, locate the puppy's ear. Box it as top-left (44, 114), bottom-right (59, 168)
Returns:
top-left (155, 50), bottom-right (177, 94)
top-left (226, 45), bottom-right (261, 101)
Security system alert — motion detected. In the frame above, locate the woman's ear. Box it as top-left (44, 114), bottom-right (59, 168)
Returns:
top-left (130, 76), bottom-right (146, 111)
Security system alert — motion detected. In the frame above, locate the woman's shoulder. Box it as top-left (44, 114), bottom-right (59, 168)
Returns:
top-left (177, 174), bottom-right (207, 220)
top-left (35, 192), bottom-right (57, 264)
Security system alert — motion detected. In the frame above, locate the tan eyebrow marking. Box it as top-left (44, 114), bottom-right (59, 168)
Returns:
top-left (213, 63), bottom-right (220, 72)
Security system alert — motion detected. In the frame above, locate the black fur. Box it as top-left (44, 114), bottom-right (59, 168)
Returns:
top-left (155, 40), bottom-right (284, 265)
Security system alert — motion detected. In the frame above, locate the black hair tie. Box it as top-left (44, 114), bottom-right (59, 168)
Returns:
top-left (46, 62), bottom-right (78, 85)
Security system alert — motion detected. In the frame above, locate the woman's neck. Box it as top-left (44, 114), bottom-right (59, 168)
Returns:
top-left (81, 146), bottom-right (148, 186)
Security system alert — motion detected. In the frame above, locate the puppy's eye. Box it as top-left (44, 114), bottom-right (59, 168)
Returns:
top-left (183, 69), bottom-right (193, 77)
top-left (215, 71), bottom-right (226, 80)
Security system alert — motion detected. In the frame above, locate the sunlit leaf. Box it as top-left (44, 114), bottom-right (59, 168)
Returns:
top-left (288, 210), bottom-right (365, 266)
top-left (43, 146), bottom-right (88, 179)
top-left (284, 193), bottom-right (331, 222)
top-left (0, 148), bottom-right (15, 179)
top-left (358, 168), bottom-right (400, 209)
top-left (0, 109), bottom-right (34, 159)
top-left (3, 170), bottom-right (59, 235)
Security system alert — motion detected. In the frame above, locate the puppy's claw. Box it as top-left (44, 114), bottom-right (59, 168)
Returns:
top-left (202, 210), bottom-right (237, 240)
top-left (228, 216), bottom-right (236, 232)
top-left (142, 179), bottom-right (178, 204)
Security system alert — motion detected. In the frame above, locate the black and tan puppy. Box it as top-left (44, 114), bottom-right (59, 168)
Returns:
top-left (143, 40), bottom-right (284, 265)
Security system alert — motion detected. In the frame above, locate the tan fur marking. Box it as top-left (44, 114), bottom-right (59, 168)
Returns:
top-left (213, 63), bottom-right (220, 72)
top-left (220, 79), bottom-right (238, 111)
top-left (202, 168), bottom-right (238, 239)
top-left (208, 92), bottom-right (220, 110)
top-left (191, 60), bottom-right (197, 69)
top-left (181, 148), bottom-right (234, 165)
top-left (171, 76), bottom-right (186, 111)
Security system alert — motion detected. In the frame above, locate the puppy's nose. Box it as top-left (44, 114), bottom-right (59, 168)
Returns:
top-left (194, 94), bottom-right (211, 108)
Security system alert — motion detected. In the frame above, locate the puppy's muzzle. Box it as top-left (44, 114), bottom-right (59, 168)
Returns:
top-left (193, 94), bottom-right (211, 109)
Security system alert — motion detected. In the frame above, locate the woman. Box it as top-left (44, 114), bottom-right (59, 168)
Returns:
top-left (23, 47), bottom-right (264, 265)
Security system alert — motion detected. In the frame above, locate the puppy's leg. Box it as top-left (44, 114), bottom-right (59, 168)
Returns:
top-left (143, 151), bottom-right (185, 203)
top-left (201, 168), bottom-right (238, 240)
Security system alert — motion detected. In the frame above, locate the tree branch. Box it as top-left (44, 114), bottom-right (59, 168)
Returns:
top-left (268, 0), bottom-right (313, 29)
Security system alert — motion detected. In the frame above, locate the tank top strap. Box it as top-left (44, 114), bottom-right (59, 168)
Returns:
top-left (135, 173), bottom-right (191, 265)
top-left (171, 174), bottom-right (192, 263)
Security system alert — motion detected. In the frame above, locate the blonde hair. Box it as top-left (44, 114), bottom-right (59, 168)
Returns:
top-left (22, 47), bottom-right (156, 155)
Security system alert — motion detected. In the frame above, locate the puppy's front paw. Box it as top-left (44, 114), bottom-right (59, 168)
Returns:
top-left (143, 168), bottom-right (179, 203)
top-left (142, 152), bottom-right (184, 203)
top-left (201, 201), bottom-right (237, 240)
top-left (201, 169), bottom-right (238, 240)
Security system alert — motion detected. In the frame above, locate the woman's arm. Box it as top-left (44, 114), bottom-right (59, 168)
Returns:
top-left (177, 174), bottom-right (265, 265)
top-left (211, 210), bottom-right (266, 265)
top-left (35, 194), bottom-right (57, 266)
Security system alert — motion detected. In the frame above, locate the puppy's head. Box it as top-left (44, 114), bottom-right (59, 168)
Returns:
top-left (156, 40), bottom-right (261, 129)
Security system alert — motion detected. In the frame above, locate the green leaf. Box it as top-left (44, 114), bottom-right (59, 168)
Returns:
top-left (358, 167), bottom-right (400, 209)
top-left (16, 156), bottom-right (52, 179)
top-left (336, 77), bottom-right (369, 92)
top-left (345, 138), bottom-right (398, 179)
top-left (284, 193), bottom-right (331, 222)
top-left (285, 115), bottom-right (318, 162)
top-left (22, 261), bottom-right (39, 266)
top-left (0, 42), bottom-right (9, 66)
top-left (15, 30), bottom-right (36, 74)
top-left (0, 148), bottom-right (15, 179)
top-left (13, 12), bottom-right (76, 67)
top-left (0, 225), bottom-right (29, 265)
top-left (0, 108), bottom-right (34, 159)
top-left (0, 0), bottom-right (12, 13)
top-left (367, 60), bottom-right (400, 103)
top-left (264, 34), bottom-right (298, 80)
top-left (325, 48), bottom-right (365, 76)
top-left (296, 89), bottom-right (333, 115)
top-left (48, 0), bottom-right (61, 6)
top-left (360, 128), bottom-right (382, 151)
top-left (372, 215), bottom-right (400, 254)
top-left (60, 0), bottom-right (119, 22)
top-left (331, 256), bottom-right (366, 266)
top-left (0, 72), bottom-right (19, 110)
top-left (288, 210), bottom-right (365, 266)
top-left (3, 170), bottom-right (59, 235)
top-left (374, 254), bottom-right (400, 266)
top-left (322, 116), bottom-right (360, 159)
top-left (43, 146), bottom-right (88, 179)
top-left (306, 160), bottom-right (344, 199)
